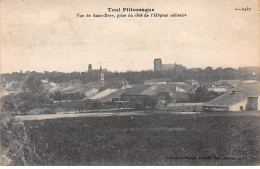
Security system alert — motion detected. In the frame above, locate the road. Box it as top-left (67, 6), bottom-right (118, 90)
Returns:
top-left (13, 110), bottom-right (260, 121)
top-left (14, 111), bottom-right (146, 121)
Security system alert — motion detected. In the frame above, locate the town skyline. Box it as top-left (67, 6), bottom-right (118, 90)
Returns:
top-left (1, 58), bottom-right (259, 74)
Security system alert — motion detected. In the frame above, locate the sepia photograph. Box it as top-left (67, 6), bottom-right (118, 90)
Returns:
top-left (0, 0), bottom-right (260, 166)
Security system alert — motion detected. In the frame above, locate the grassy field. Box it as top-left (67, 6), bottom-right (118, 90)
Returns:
top-left (23, 111), bottom-right (260, 165)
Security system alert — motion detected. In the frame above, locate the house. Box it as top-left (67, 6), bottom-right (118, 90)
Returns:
top-left (144, 78), bottom-right (172, 85)
top-left (207, 87), bottom-right (229, 94)
top-left (203, 81), bottom-right (260, 112)
top-left (120, 94), bottom-right (156, 109)
top-left (103, 77), bottom-right (130, 89)
top-left (156, 92), bottom-right (171, 107)
top-left (203, 80), bottom-right (240, 94)
top-left (99, 89), bottom-right (126, 102)
top-left (125, 84), bottom-right (151, 95)
top-left (141, 84), bottom-right (186, 96)
top-left (206, 83), bottom-right (229, 94)
top-left (212, 80), bottom-right (240, 88)
top-left (156, 92), bottom-right (171, 101)
top-left (186, 79), bottom-right (199, 87)
top-left (165, 102), bottom-right (204, 112)
top-left (89, 88), bottom-right (118, 100)
top-left (185, 79), bottom-right (200, 94)
top-left (167, 82), bottom-right (187, 86)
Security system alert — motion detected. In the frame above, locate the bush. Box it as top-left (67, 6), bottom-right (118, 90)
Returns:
top-left (189, 86), bottom-right (220, 102)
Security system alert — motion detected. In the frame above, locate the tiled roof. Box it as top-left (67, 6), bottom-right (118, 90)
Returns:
top-left (124, 84), bottom-right (151, 95)
top-left (141, 84), bottom-right (184, 95)
top-left (89, 88), bottom-right (118, 100)
top-left (144, 78), bottom-right (172, 83)
top-left (99, 89), bottom-right (126, 102)
top-left (207, 82), bottom-right (260, 106)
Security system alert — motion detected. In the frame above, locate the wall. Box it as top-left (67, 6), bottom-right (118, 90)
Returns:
top-left (257, 96), bottom-right (260, 111)
top-left (161, 64), bottom-right (176, 71)
top-left (229, 99), bottom-right (247, 111)
top-left (247, 97), bottom-right (258, 111)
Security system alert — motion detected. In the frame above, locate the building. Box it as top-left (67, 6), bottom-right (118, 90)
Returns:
top-left (144, 78), bottom-right (172, 85)
top-left (88, 64), bottom-right (92, 72)
top-left (207, 86), bottom-right (229, 94)
top-left (98, 89), bottom-right (126, 102)
top-left (203, 81), bottom-right (260, 112)
top-left (125, 84), bottom-right (151, 95)
top-left (120, 94), bottom-right (156, 109)
top-left (97, 65), bottom-right (105, 90)
top-left (212, 80), bottom-right (240, 88)
top-left (239, 67), bottom-right (259, 81)
top-left (154, 58), bottom-right (185, 73)
top-left (103, 77), bottom-right (130, 89)
top-left (141, 84), bottom-right (187, 97)
top-left (204, 80), bottom-right (240, 94)
top-left (156, 92), bottom-right (172, 107)
top-left (154, 59), bottom-right (162, 72)
top-left (98, 66), bottom-right (104, 81)
top-left (186, 79), bottom-right (200, 87)
top-left (88, 64), bottom-right (108, 74)
top-left (87, 77), bottom-right (130, 101)
top-left (185, 79), bottom-right (200, 93)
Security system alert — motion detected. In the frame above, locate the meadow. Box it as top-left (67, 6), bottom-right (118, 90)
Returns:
top-left (24, 112), bottom-right (260, 165)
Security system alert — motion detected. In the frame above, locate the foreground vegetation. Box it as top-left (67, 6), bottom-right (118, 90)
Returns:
top-left (3, 112), bottom-right (259, 165)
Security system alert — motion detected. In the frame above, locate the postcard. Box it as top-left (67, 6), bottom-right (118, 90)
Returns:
top-left (0, 0), bottom-right (259, 166)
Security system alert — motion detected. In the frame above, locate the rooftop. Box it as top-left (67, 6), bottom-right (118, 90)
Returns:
top-left (125, 84), bottom-right (151, 95)
top-left (144, 78), bottom-right (172, 83)
top-left (207, 82), bottom-right (260, 107)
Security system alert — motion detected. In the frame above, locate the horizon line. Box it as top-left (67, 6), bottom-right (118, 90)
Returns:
top-left (1, 65), bottom-right (259, 74)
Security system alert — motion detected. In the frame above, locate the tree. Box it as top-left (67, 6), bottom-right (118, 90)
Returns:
top-left (194, 86), bottom-right (209, 102)
top-left (190, 86), bottom-right (220, 102)
top-left (143, 96), bottom-right (158, 108)
top-left (24, 76), bottom-right (43, 94)
top-left (52, 91), bottom-right (63, 101)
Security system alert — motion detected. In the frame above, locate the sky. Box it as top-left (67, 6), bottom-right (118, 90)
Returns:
top-left (1, 0), bottom-right (259, 73)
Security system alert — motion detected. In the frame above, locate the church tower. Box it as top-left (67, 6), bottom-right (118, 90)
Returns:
top-left (98, 63), bottom-right (105, 91)
top-left (88, 64), bottom-right (92, 73)
top-left (99, 64), bottom-right (104, 82)
top-left (154, 58), bottom-right (162, 72)
top-left (154, 58), bottom-right (162, 78)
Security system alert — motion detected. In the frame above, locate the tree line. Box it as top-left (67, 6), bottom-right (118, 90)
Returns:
top-left (1, 66), bottom-right (259, 85)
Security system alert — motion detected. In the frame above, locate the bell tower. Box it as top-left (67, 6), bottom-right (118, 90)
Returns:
top-left (88, 64), bottom-right (92, 73)
top-left (99, 64), bottom-right (104, 82)
top-left (98, 62), bottom-right (105, 91)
